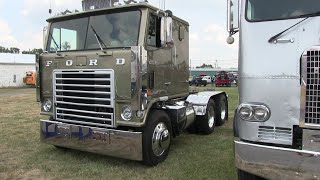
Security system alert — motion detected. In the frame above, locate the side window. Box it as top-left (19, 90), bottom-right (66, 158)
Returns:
top-left (147, 15), bottom-right (159, 47)
top-left (50, 28), bottom-right (61, 51)
top-left (49, 28), bottom-right (78, 51)
top-left (61, 28), bottom-right (77, 51)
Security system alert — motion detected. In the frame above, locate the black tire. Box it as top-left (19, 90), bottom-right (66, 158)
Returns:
top-left (215, 94), bottom-right (228, 126)
top-left (197, 99), bottom-right (216, 135)
top-left (238, 169), bottom-right (265, 180)
top-left (142, 110), bottom-right (172, 166)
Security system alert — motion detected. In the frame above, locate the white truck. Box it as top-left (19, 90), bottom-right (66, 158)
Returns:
top-left (227, 0), bottom-right (320, 179)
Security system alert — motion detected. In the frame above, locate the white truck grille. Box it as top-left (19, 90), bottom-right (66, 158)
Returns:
top-left (53, 70), bottom-right (115, 127)
top-left (305, 50), bottom-right (320, 125)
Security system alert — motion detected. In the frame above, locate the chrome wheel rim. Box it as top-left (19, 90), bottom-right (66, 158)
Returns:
top-left (208, 106), bottom-right (215, 128)
top-left (221, 100), bottom-right (226, 120)
top-left (152, 122), bottom-right (170, 157)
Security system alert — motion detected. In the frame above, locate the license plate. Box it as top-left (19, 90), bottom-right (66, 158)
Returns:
top-left (56, 125), bottom-right (70, 136)
top-left (92, 131), bottom-right (109, 143)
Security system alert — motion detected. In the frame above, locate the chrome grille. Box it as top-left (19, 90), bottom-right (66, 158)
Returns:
top-left (53, 70), bottom-right (115, 127)
top-left (304, 50), bottom-right (320, 125)
top-left (258, 126), bottom-right (292, 142)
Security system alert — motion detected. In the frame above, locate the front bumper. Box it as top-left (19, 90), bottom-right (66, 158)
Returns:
top-left (235, 140), bottom-right (320, 180)
top-left (40, 120), bottom-right (143, 161)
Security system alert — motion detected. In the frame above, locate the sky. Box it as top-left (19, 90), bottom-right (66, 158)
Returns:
top-left (0, 0), bottom-right (238, 68)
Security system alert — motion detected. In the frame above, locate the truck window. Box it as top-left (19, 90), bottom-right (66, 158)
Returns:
top-left (147, 14), bottom-right (160, 47)
top-left (47, 10), bottom-right (141, 52)
top-left (48, 17), bottom-right (88, 52)
top-left (246, 0), bottom-right (320, 22)
top-left (86, 11), bottom-right (141, 49)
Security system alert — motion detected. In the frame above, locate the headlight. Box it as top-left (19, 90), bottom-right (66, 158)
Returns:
top-left (238, 103), bottom-right (270, 122)
top-left (121, 106), bottom-right (133, 121)
top-left (238, 104), bottom-right (253, 120)
top-left (42, 99), bottom-right (52, 112)
top-left (253, 106), bottom-right (270, 121)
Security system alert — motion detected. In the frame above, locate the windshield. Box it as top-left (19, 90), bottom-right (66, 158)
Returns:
top-left (246, 0), bottom-right (320, 22)
top-left (47, 11), bottom-right (141, 52)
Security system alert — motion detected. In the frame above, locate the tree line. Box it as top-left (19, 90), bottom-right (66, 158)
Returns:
top-left (0, 46), bottom-right (43, 54)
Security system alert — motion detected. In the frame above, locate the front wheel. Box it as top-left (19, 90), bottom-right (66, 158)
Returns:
top-left (142, 110), bottom-right (172, 166)
top-left (197, 99), bottom-right (216, 135)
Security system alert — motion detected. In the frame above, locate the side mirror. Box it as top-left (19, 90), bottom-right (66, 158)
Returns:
top-left (227, 0), bottom-right (239, 43)
top-left (43, 26), bottom-right (48, 50)
top-left (160, 17), bottom-right (174, 48)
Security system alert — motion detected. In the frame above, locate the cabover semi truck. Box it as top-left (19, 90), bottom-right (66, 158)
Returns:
top-left (227, 0), bottom-right (320, 179)
top-left (37, 0), bottom-right (228, 166)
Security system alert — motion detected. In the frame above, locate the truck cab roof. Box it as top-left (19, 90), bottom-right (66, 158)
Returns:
top-left (46, 2), bottom-right (189, 26)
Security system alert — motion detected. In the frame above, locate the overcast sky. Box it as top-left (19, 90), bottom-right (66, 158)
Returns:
top-left (0, 0), bottom-right (238, 68)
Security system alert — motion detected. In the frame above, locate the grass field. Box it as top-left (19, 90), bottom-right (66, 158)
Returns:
top-left (0, 86), bottom-right (238, 180)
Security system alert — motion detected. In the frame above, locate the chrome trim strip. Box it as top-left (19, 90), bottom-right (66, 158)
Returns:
top-left (56, 101), bottom-right (112, 108)
top-left (305, 123), bottom-right (320, 128)
top-left (55, 78), bottom-right (110, 81)
top-left (55, 84), bottom-right (111, 88)
top-left (56, 108), bottom-right (113, 116)
top-left (55, 95), bottom-right (111, 101)
top-left (54, 71), bottom-right (110, 75)
top-left (131, 46), bottom-right (142, 111)
top-left (56, 113), bottom-right (112, 121)
top-left (56, 89), bottom-right (111, 95)
top-left (40, 120), bottom-right (142, 160)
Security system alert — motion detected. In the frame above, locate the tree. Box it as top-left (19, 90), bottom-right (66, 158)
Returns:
top-left (196, 63), bottom-right (214, 68)
top-left (10, 47), bottom-right (20, 54)
top-left (22, 48), bottom-right (43, 54)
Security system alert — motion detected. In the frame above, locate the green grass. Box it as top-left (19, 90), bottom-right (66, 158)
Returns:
top-left (0, 86), bottom-right (238, 180)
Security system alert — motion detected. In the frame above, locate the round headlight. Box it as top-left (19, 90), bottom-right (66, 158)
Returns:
top-left (43, 99), bottom-right (52, 112)
top-left (238, 104), bottom-right (253, 120)
top-left (253, 106), bottom-right (270, 121)
top-left (121, 106), bottom-right (133, 121)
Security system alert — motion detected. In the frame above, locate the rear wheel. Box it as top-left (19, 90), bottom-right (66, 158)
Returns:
top-left (215, 94), bottom-right (228, 126)
top-left (197, 99), bottom-right (216, 135)
top-left (142, 110), bottom-right (172, 166)
top-left (238, 169), bottom-right (265, 180)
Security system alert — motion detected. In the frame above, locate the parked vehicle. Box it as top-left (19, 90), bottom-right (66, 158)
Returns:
top-left (38, 1), bottom-right (228, 167)
top-left (227, 0), bottom-right (320, 179)
top-left (201, 76), bottom-right (212, 84)
top-left (215, 71), bottom-right (231, 87)
top-left (189, 76), bottom-right (208, 86)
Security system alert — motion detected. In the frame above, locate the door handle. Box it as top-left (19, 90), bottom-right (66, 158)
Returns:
top-left (272, 38), bottom-right (295, 44)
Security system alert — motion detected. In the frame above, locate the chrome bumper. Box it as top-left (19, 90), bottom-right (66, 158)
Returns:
top-left (235, 140), bottom-right (320, 180)
top-left (40, 120), bottom-right (143, 161)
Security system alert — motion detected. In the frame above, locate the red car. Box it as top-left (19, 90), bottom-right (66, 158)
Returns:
top-left (215, 71), bottom-right (232, 87)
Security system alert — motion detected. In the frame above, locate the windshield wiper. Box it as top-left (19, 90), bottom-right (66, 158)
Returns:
top-left (90, 25), bottom-right (108, 52)
top-left (48, 31), bottom-right (60, 53)
top-left (268, 11), bottom-right (320, 43)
